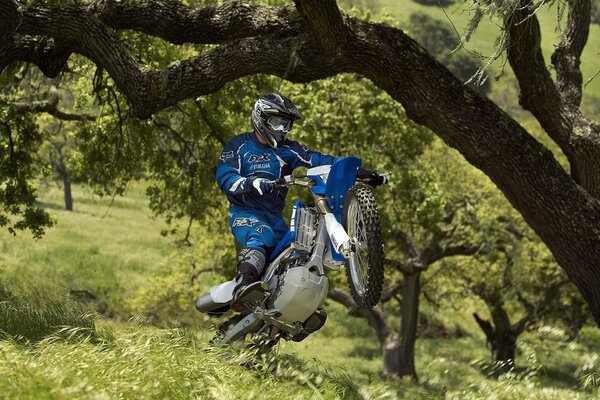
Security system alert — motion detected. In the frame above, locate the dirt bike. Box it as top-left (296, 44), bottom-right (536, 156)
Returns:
top-left (196, 157), bottom-right (385, 348)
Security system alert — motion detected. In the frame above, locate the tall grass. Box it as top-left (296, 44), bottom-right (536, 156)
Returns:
top-left (0, 281), bottom-right (96, 343)
top-left (0, 326), bottom-right (394, 399)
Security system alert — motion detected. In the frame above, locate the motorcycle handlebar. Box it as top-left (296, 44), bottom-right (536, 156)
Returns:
top-left (269, 172), bottom-right (391, 189)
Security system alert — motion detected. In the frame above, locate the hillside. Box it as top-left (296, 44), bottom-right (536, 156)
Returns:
top-left (361, 0), bottom-right (600, 115)
top-left (1, 184), bottom-right (599, 399)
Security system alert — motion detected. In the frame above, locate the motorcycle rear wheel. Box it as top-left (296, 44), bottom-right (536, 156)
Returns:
top-left (343, 185), bottom-right (384, 308)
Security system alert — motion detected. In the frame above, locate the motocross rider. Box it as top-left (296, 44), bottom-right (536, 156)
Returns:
top-left (216, 93), bottom-right (386, 311)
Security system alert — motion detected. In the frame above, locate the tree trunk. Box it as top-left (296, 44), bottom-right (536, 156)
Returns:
top-left (565, 298), bottom-right (588, 342)
top-left (63, 173), bottom-right (72, 211)
top-left (54, 144), bottom-right (73, 211)
top-left (473, 306), bottom-right (523, 369)
top-left (381, 330), bottom-right (402, 379)
top-left (397, 271), bottom-right (420, 379)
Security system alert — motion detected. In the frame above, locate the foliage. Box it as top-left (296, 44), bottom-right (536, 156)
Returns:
top-left (408, 12), bottom-right (491, 95)
top-left (127, 213), bottom-right (235, 326)
top-left (0, 281), bottom-right (96, 343)
top-left (0, 99), bottom-right (54, 237)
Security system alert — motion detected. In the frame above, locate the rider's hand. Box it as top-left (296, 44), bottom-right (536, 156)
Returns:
top-left (250, 177), bottom-right (274, 195)
top-left (357, 167), bottom-right (388, 187)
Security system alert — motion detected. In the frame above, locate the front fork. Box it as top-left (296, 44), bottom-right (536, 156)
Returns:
top-left (313, 195), bottom-right (354, 259)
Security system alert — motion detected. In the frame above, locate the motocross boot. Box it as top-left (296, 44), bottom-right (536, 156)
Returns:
top-left (231, 248), bottom-right (267, 312)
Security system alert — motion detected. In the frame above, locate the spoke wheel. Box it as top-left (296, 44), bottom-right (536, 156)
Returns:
top-left (343, 185), bottom-right (384, 308)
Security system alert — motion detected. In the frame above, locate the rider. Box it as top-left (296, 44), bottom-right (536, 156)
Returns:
top-left (216, 93), bottom-right (386, 310)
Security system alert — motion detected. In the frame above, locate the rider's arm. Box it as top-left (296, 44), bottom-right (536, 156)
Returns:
top-left (216, 140), bottom-right (247, 195)
top-left (216, 139), bottom-right (273, 195)
top-left (281, 140), bottom-right (340, 169)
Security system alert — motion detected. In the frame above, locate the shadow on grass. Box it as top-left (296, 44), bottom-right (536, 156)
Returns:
top-left (474, 359), bottom-right (579, 391)
top-left (348, 342), bottom-right (380, 360)
top-left (537, 366), bottom-right (580, 389)
top-left (36, 201), bottom-right (67, 212)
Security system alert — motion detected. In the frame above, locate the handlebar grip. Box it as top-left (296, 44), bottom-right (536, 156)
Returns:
top-left (272, 177), bottom-right (287, 188)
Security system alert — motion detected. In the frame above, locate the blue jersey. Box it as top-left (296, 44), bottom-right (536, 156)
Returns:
top-left (216, 132), bottom-right (338, 214)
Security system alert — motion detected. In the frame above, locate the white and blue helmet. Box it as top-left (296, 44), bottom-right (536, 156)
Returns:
top-left (251, 93), bottom-right (303, 148)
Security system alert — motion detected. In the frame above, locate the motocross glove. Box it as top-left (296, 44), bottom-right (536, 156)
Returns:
top-left (250, 177), bottom-right (274, 195)
top-left (357, 167), bottom-right (388, 187)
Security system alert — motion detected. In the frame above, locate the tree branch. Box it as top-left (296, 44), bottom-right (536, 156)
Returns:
top-left (328, 288), bottom-right (390, 344)
top-left (96, 0), bottom-right (303, 45)
top-left (0, 35), bottom-right (72, 78)
top-left (390, 228), bottom-right (420, 259)
top-left (473, 312), bottom-right (494, 344)
top-left (10, 96), bottom-right (96, 121)
top-left (293, 0), bottom-right (348, 52)
top-left (0, 0), bottom-right (21, 41)
top-left (507, 2), bottom-right (600, 197)
top-left (551, 0), bottom-right (591, 107)
top-left (506, 6), bottom-right (567, 150)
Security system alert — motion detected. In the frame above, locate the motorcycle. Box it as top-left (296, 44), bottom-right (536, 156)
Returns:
top-left (196, 157), bottom-right (385, 348)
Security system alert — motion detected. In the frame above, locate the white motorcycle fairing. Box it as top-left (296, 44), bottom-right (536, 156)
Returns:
top-left (273, 267), bottom-right (328, 324)
top-left (209, 279), bottom-right (236, 303)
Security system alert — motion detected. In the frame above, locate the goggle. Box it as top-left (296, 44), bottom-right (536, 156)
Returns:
top-left (267, 115), bottom-right (293, 133)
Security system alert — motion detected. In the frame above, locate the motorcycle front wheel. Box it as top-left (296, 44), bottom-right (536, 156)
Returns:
top-left (343, 185), bottom-right (384, 308)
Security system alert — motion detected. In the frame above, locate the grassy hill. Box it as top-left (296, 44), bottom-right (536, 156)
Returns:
top-left (0, 183), bottom-right (599, 399)
top-left (348, 0), bottom-right (600, 116)
top-left (0, 182), bottom-right (175, 317)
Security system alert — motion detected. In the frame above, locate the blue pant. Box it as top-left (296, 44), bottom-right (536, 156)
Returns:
top-left (229, 206), bottom-right (289, 255)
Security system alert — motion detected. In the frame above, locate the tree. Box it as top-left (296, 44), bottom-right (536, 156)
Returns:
top-left (2, 0), bottom-right (600, 325)
top-left (0, 99), bottom-right (53, 237)
top-left (408, 12), bottom-right (491, 95)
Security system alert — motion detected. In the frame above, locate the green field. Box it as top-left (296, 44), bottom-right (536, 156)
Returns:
top-left (0, 184), bottom-right (599, 399)
top-left (0, 183), bottom-right (174, 317)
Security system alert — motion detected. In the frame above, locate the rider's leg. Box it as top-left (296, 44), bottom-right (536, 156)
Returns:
top-left (234, 247), bottom-right (266, 292)
top-left (229, 209), bottom-right (286, 309)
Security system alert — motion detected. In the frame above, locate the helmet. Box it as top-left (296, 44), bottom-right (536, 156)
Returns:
top-left (251, 93), bottom-right (303, 148)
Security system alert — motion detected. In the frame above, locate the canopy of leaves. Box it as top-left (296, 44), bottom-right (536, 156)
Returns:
top-left (0, 99), bottom-right (54, 237)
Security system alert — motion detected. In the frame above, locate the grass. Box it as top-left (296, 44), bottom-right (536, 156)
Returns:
top-left (0, 281), bottom-right (95, 343)
top-left (0, 180), bottom-right (599, 398)
top-left (1, 317), bottom-right (597, 399)
top-left (0, 181), bottom-right (175, 317)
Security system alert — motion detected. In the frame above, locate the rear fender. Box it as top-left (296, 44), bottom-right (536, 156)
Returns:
top-left (210, 280), bottom-right (235, 303)
top-left (195, 280), bottom-right (235, 314)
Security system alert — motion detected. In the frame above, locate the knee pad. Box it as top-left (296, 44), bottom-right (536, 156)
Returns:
top-left (237, 247), bottom-right (266, 277)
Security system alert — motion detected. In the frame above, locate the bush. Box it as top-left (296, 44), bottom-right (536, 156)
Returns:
top-left (0, 281), bottom-right (96, 343)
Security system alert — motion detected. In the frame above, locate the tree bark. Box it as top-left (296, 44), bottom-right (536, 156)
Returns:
top-left (63, 173), bottom-right (73, 212)
top-left (397, 271), bottom-right (421, 379)
top-left (329, 289), bottom-right (403, 378)
top-left (2, 0), bottom-right (600, 325)
top-left (473, 306), bottom-right (527, 369)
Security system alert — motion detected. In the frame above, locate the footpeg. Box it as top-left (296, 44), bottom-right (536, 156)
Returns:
top-left (231, 281), bottom-right (268, 312)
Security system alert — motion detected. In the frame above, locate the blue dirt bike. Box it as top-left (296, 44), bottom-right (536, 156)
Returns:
top-left (196, 157), bottom-right (385, 347)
